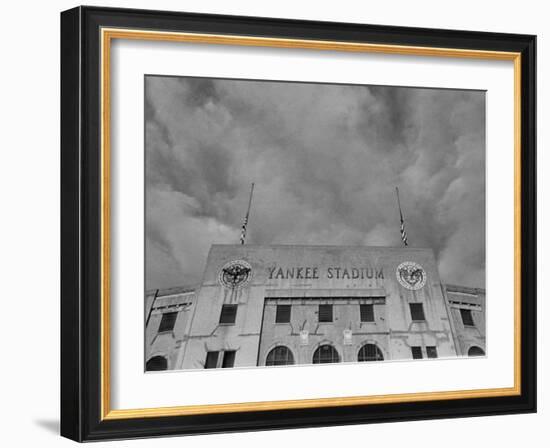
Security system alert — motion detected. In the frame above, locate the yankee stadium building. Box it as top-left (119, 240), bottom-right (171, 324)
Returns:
top-left (144, 244), bottom-right (486, 371)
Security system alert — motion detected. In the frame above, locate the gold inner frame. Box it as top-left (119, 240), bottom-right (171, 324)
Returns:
top-left (100, 27), bottom-right (522, 420)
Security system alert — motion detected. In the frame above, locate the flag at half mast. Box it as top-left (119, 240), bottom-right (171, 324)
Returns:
top-left (240, 183), bottom-right (255, 245)
top-left (395, 186), bottom-right (409, 246)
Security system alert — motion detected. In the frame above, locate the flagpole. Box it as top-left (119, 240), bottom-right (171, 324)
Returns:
top-left (395, 186), bottom-right (409, 247)
top-left (240, 183), bottom-right (255, 245)
top-left (396, 186), bottom-right (403, 220)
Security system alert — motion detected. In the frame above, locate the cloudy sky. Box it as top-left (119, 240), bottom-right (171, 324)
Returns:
top-left (145, 76), bottom-right (485, 290)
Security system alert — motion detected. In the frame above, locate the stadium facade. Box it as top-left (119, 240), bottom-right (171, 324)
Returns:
top-left (145, 244), bottom-right (485, 371)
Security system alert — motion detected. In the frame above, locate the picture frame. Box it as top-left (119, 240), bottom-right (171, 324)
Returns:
top-left (60, 5), bottom-right (536, 442)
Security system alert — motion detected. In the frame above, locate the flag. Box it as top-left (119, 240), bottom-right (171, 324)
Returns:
top-left (240, 215), bottom-right (248, 245)
top-left (400, 216), bottom-right (408, 246)
top-left (396, 187), bottom-right (409, 246)
top-left (240, 183), bottom-right (255, 245)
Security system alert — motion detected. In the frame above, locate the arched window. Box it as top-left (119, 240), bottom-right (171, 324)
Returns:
top-left (313, 344), bottom-right (340, 364)
top-left (468, 346), bottom-right (485, 357)
top-left (358, 343), bottom-right (384, 362)
top-left (146, 355), bottom-right (168, 371)
top-left (266, 346), bottom-right (295, 366)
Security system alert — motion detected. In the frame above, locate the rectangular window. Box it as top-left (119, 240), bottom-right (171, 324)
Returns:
top-left (411, 346), bottom-right (423, 359)
top-left (205, 351), bottom-right (219, 369)
top-left (426, 346), bottom-right (438, 358)
top-left (409, 303), bottom-right (426, 321)
top-left (275, 304), bottom-right (291, 323)
top-left (318, 304), bottom-right (333, 323)
top-left (360, 304), bottom-right (375, 322)
top-left (222, 350), bottom-right (236, 368)
top-left (460, 308), bottom-right (475, 327)
top-left (219, 304), bottom-right (238, 324)
top-left (158, 311), bottom-right (178, 333)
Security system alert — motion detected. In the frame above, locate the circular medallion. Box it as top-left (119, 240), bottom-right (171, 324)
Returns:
top-left (219, 260), bottom-right (252, 289)
top-left (396, 261), bottom-right (427, 290)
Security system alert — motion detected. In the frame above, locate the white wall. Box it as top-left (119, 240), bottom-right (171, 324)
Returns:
top-left (0, 0), bottom-right (546, 446)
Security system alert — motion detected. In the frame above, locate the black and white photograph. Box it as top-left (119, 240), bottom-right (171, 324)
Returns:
top-left (144, 75), bottom-right (486, 372)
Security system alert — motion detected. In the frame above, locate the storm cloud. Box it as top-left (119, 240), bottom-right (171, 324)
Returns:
top-left (145, 76), bottom-right (485, 290)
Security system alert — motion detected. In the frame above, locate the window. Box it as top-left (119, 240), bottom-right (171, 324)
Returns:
top-left (460, 308), bottom-right (475, 327)
top-left (468, 346), bottom-right (485, 357)
top-left (426, 346), bottom-right (438, 358)
top-left (266, 346), bottom-right (295, 366)
top-left (411, 346), bottom-right (423, 359)
top-left (205, 350), bottom-right (237, 368)
top-left (358, 343), bottom-right (384, 362)
top-left (360, 304), bottom-right (375, 322)
top-left (318, 304), bottom-right (333, 322)
top-left (219, 304), bottom-right (238, 324)
top-left (409, 303), bottom-right (426, 321)
top-left (222, 350), bottom-right (236, 368)
top-left (145, 356), bottom-right (168, 371)
top-left (158, 312), bottom-right (177, 333)
top-left (275, 305), bottom-right (291, 323)
top-left (313, 344), bottom-right (340, 364)
top-left (205, 351), bottom-right (219, 369)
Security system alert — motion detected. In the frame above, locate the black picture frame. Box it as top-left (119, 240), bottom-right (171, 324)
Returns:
top-left (61, 5), bottom-right (536, 442)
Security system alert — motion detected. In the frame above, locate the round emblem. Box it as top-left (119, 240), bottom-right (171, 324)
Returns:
top-left (396, 261), bottom-right (427, 290)
top-left (219, 260), bottom-right (252, 289)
